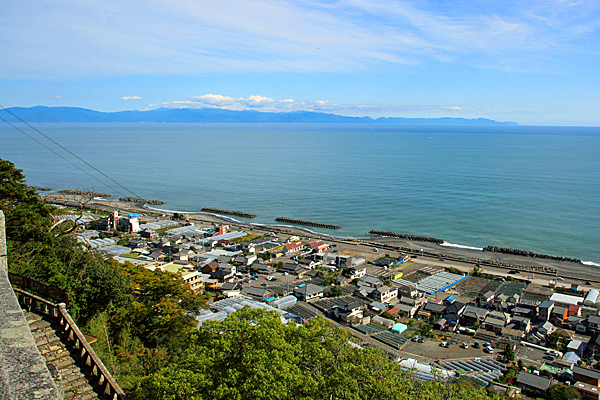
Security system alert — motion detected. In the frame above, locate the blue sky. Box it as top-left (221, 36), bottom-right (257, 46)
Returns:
top-left (1, 0), bottom-right (599, 126)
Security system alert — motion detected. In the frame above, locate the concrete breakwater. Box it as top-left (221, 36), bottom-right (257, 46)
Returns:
top-left (275, 217), bottom-right (340, 230)
top-left (119, 197), bottom-right (164, 205)
top-left (27, 185), bottom-right (52, 191)
top-left (483, 246), bottom-right (582, 264)
top-left (59, 189), bottom-right (111, 197)
top-left (201, 208), bottom-right (256, 218)
top-left (369, 230), bottom-right (444, 244)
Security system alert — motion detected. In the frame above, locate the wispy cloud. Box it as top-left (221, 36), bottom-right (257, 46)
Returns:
top-left (121, 96), bottom-right (142, 101)
top-left (54, 95), bottom-right (62, 100)
top-left (1, 0), bottom-right (598, 78)
top-left (147, 93), bottom-right (511, 118)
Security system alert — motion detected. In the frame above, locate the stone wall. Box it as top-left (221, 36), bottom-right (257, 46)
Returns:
top-left (0, 211), bottom-right (62, 400)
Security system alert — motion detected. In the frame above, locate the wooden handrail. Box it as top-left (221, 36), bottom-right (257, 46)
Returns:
top-left (8, 272), bottom-right (69, 305)
top-left (13, 288), bottom-right (128, 400)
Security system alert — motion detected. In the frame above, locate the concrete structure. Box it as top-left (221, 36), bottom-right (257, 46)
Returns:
top-left (0, 211), bottom-right (62, 399)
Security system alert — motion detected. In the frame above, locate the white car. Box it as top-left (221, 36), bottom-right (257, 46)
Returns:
top-left (484, 346), bottom-right (494, 354)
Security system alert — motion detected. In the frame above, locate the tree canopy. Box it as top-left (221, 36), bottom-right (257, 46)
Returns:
top-left (139, 308), bottom-right (498, 400)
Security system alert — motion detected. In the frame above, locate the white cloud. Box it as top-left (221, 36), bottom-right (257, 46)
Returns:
top-left (2, 0), bottom-right (597, 78)
top-left (150, 93), bottom-right (511, 118)
top-left (121, 96), bottom-right (142, 100)
top-left (54, 95), bottom-right (62, 100)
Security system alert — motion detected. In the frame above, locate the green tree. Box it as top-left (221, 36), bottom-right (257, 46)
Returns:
top-left (547, 331), bottom-right (568, 351)
top-left (2, 159), bottom-right (131, 321)
top-left (112, 263), bottom-right (206, 351)
top-left (139, 309), bottom-right (498, 400)
top-left (547, 383), bottom-right (581, 400)
top-left (328, 285), bottom-right (343, 297)
top-left (504, 345), bottom-right (515, 361)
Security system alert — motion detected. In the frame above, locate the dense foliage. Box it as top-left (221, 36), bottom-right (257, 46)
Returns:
top-left (2, 159), bottom-right (130, 320)
top-left (2, 158), bottom-right (501, 399)
top-left (138, 308), bottom-right (498, 400)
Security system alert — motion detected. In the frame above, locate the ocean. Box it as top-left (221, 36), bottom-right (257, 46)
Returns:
top-left (1, 122), bottom-right (599, 264)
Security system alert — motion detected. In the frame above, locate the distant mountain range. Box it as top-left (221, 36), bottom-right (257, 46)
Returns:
top-left (3, 106), bottom-right (518, 125)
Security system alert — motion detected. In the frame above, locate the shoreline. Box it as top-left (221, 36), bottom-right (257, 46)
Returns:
top-left (141, 203), bottom-right (600, 268)
top-left (47, 195), bottom-right (600, 281)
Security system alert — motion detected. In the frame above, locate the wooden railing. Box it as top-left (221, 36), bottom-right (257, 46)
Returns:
top-left (8, 272), bottom-right (69, 305)
top-left (14, 288), bottom-right (127, 400)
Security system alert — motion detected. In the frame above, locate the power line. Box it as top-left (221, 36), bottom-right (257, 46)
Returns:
top-left (0, 115), bottom-right (125, 196)
top-left (0, 105), bottom-right (143, 200)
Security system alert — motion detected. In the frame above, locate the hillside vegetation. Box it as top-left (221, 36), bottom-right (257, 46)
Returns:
top-left (1, 158), bottom-right (499, 399)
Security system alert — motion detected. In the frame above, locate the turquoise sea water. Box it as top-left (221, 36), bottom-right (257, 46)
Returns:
top-left (1, 123), bottom-right (600, 263)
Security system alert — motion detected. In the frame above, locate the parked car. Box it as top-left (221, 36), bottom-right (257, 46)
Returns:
top-left (473, 342), bottom-right (481, 349)
top-left (412, 335), bottom-right (421, 342)
top-left (261, 283), bottom-right (269, 287)
top-left (460, 342), bottom-right (469, 349)
top-left (418, 337), bottom-right (425, 343)
top-left (484, 346), bottom-right (494, 354)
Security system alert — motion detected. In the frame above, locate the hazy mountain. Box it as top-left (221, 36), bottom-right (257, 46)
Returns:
top-left (3, 106), bottom-right (518, 125)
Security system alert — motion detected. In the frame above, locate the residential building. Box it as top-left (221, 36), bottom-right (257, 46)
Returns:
top-left (483, 311), bottom-right (511, 332)
top-left (283, 241), bottom-right (304, 255)
top-left (572, 381), bottom-right (600, 400)
top-left (346, 266), bottom-right (367, 280)
top-left (461, 306), bottom-right (489, 326)
top-left (333, 300), bottom-right (363, 324)
top-left (254, 263), bottom-right (275, 275)
top-left (298, 258), bottom-right (318, 269)
top-left (573, 366), bottom-right (600, 386)
top-left (308, 240), bottom-right (329, 252)
top-left (588, 315), bottom-right (600, 331)
top-left (397, 282), bottom-right (419, 298)
top-left (550, 306), bottom-right (569, 326)
top-left (371, 286), bottom-right (398, 303)
top-left (422, 302), bottom-right (446, 316)
top-left (241, 287), bottom-right (273, 301)
top-left (516, 371), bottom-right (554, 395)
top-left (280, 262), bottom-right (308, 276)
top-left (358, 274), bottom-right (383, 288)
top-left (294, 284), bottom-right (324, 301)
top-left (479, 290), bottom-right (495, 304)
top-left (568, 339), bottom-right (588, 357)
top-left (538, 300), bottom-right (554, 322)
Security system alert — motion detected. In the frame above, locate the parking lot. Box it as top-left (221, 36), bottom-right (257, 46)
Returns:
top-left (402, 338), bottom-right (495, 363)
top-left (514, 344), bottom-right (551, 366)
